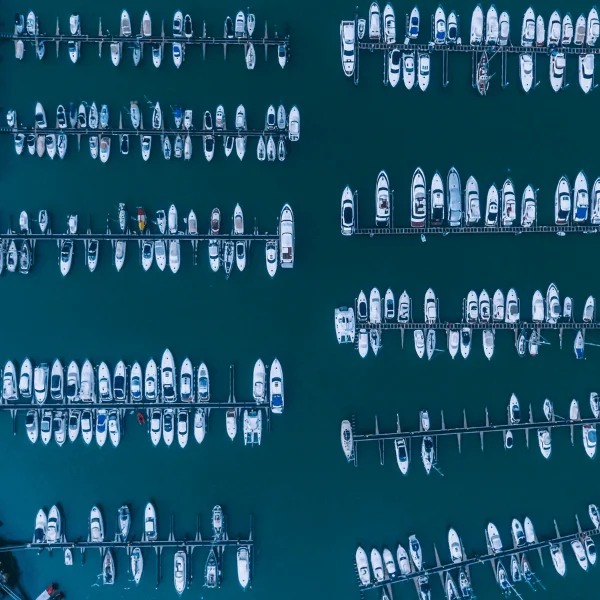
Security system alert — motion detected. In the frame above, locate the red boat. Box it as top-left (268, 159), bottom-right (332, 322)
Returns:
top-left (137, 411), bottom-right (146, 425)
top-left (137, 208), bottom-right (147, 233)
top-left (36, 585), bottom-right (57, 600)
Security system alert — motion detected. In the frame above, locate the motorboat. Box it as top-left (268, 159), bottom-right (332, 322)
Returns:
top-left (448, 528), bottom-right (463, 563)
top-left (184, 14), bottom-right (193, 38)
top-left (395, 436), bottom-right (409, 474)
top-left (161, 349), bottom-right (177, 403)
top-left (114, 239), bottom-right (126, 272)
top-left (497, 561), bottom-right (511, 593)
top-left (47, 506), bottom-right (61, 544)
top-left (411, 168), bottom-right (426, 227)
top-left (447, 167), bottom-right (461, 226)
top-left (89, 506), bottom-right (104, 542)
top-left (144, 359), bottom-right (158, 403)
top-left (26, 409), bottom-right (38, 443)
top-left (447, 10), bottom-right (458, 43)
top-left (80, 409), bottom-right (93, 445)
top-left (446, 573), bottom-right (460, 600)
top-left (536, 15), bottom-right (545, 45)
top-left (414, 330), bottom-right (425, 358)
top-left (580, 54), bottom-right (595, 93)
top-left (356, 547), bottom-right (371, 585)
top-left (425, 330), bottom-right (436, 360)
top-left (466, 290), bottom-right (478, 322)
top-left (120, 10), bottom-right (131, 36)
top-left (583, 296), bottom-right (595, 322)
top-left (66, 409), bottom-right (80, 443)
top-left (421, 432), bottom-right (434, 473)
top-left (583, 423), bottom-right (597, 459)
top-left (520, 53), bottom-right (533, 92)
top-left (396, 545), bottom-right (411, 575)
top-left (532, 290), bottom-right (544, 322)
top-left (203, 110), bottom-right (215, 161)
top-left (141, 135), bottom-right (152, 161)
top-left (430, 172), bottom-right (444, 225)
top-left (235, 10), bottom-right (246, 37)
top-left (384, 289), bottom-right (395, 320)
top-left (237, 546), bottom-right (250, 589)
top-left (110, 41), bottom-right (121, 66)
top-left (424, 288), bottom-right (437, 323)
top-left (96, 409), bottom-right (108, 447)
top-left (152, 103), bottom-right (162, 130)
top-left (585, 536), bottom-right (597, 565)
top-left (550, 543), bottom-right (566, 576)
top-left (53, 411), bottom-right (67, 446)
top-left (591, 392), bottom-right (600, 419)
top-left (243, 408), bottom-right (262, 445)
top-left (573, 170), bottom-right (589, 222)
top-left (493, 290), bottom-right (505, 321)
top-left (550, 51), bottom-right (566, 91)
top-left (562, 13), bottom-right (573, 44)
top-left (487, 522), bottom-right (502, 553)
top-left (371, 548), bottom-right (385, 582)
top-left (40, 410), bottom-right (52, 444)
top-left (46, 134), bottom-right (56, 159)
top-left (464, 176), bottom-right (480, 224)
top-left (544, 398), bottom-right (554, 422)
top-left (14, 134), bottom-right (25, 156)
top-left (546, 283), bottom-right (561, 324)
top-left (458, 570), bottom-right (472, 597)
top-left (288, 106), bottom-right (300, 141)
top-left (575, 14), bottom-right (587, 45)
top-left (409, 7), bottom-right (420, 39)
top-left (555, 176), bottom-right (571, 224)
top-left (103, 550), bottom-right (115, 585)
top-left (547, 11), bottom-right (562, 46)
top-left (196, 362), bottom-right (209, 403)
top-left (2, 361), bottom-right (17, 402)
top-left (511, 518), bottom-right (526, 547)
top-left (98, 362), bottom-right (112, 402)
top-left (383, 3), bottom-right (396, 43)
top-left (35, 134), bottom-right (45, 158)
top-left (388, 49), bottom-right (401, 87)
top-left (174, 551), bottom-right (186, 595)
top-left (357, 291), bottom-right (368, 322)
top-left (448, 330), bottom-right (459, 358)
top-left (417, 53), bottom-right (430, 91)
top-left (409, 534), bottom-right (423, 571)
top-left (575, 329), bottom-right (585, 359)
top-left (357, 329), bottom-right (368, 358)
top-left (113, 361), bottom-right (126, 402)
top-left (151, 43), bottom-right (162, 68)
top-left (470, 5), bottom-right (484, 45)
top-left (403, 52), bottom-right (415, 89)
top-left (521, 185), bottom-right (536, 226)
top-left (270, 359), bottom-right (284, 414)
top-left (80, 360), bottom-right (95, 402)
top-left (376, 170), bottom-right (390, 226)
top-left (6, 241), bottom-right (17, 273)
top-left (435, 6), bottom-right (447, 44)
top-left (571, 538), bottom-right (589, 572)
top-left (168, 204), bottom-right (178, 234)
top-left (205, 549), bottom-right (219, 588)
top-left (34, 363), bottom-right (49, 405)
top-left (483, 329), bottom-right (494, 359)
top-left (501, 179), bottom-right (516, 226)
top-left (538, 428), bottom-right (552, 458)
top-left (486, 6), bottom-right (498, 44)
top-left (50, 360), bottom-right (64, 401)
top-left (266, 136), bottom-right (276, 161)
top-left (35, 102), bottom-right (47, 129)
top-left (130, 101), bottom-right (140, 129)
top-left (460, 327), bottom-right (472, 359)
top-left (499, 11), bottom-right (510, 44)
top-left (169, 240), bottom-right (180, 274)
top-left (369, 2), bottom-right (381, 39)
top-left (34, 508), bottom-right (47, 543)
top-left (341, 186), bottom-right (355, 235)
top-left (141, 10), bottom-right (152, 37)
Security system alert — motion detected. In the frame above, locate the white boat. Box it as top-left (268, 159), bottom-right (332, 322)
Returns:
top-left (421, 425), bottom-right (434, 474)
top-left (466, 290), bottom-right (478, 322)
top-left (409, 7), bottom-right (420, 39)
top-left (583, 424), bottom-right (597, 459)
top-left (501, 179), bottom-right (516, 226)
top-left (251, 358), bottom-right (267, 404)
top-left (591, 392), bottom-right (600, 418)
top-left (483, 329), bottom-right (494, 359)
top-left (144, 359), bottom-right (158, 403)
top-left (532, 290), bottom-right (544, 322)
top-left (46, 134), bottom-right (56, 159)
top-left (33, 508), bottom-right (47, 543)
top-left (520, 54), bottom-right (533, 92)
top-left (384, 289), bottom-right (395, 320)
top-left (2, 360), bottom-right (17, 402)
top-left (492, 290), bottom-right (505, 321)
top-left (197, 362), bottom-right (209, 403)
top-left (571, 538), bottom-right (589, 571)
top-left (107, 410), bottom-right (120, 447)
top-left (40, 409), bottom-right (52, 444)
top-left (341, 186), bottom-right (355, 235)
top-left (356, 547), bottom-right (371, 585)
top-left (237, 546), bottom-right (250, 589)
top-left (114, 240), bottom-right (126, 272)
top-left (89, 506), bottom-right (104, 542)
top-left (447, 10), bottom-right (458, 43)
top-left (580, 54), bottom-right (595, 93)
top-left (499, 12), bottom-right (510, 44)
top-left (110, 42), bottom-right (121, 66)
top-left (120, 10), bottom-right (132, 36)
top-left (169, 240), bottom-right (180, 274)
top-left (585, 535), bottom-right (597, 565)
top-left (67, 409), bottom-right (80, 443)
top-left (588, 8), bottom-right (599, 46)
top-left (26, 409), bottom-right (38, 443)
top-left (152, 43), bottom-right (162, 68)
top-left (550, 51), bottom-right (566, 91)
top-left (511, 519), bottom-right (526, 548)
top-left (555, 176), bottom-right (571, 224)
top-left (486, 6), bottom-right (499, 44)
top-left (370, 288), bottom-right (381, 324)
top-left (403, 52), bottom-right (415, 89)
top-left (130, 102), bottom-right (140, 129)
top-left (288, 106), bottom-right (300, 141)
top-left (418, 53), bottom-right (430, 91)
top-left (448, 528), bottom-right (463, 563)
top-left (460, 327), bottom-right (471, 359)
top-left (141, 135), bottom-right (152, 161)
top-left (376, 170), bottom-right (391, 226)
top-left (536, 15), bottom-right (545, 45)
top-left (470, 5), bottom-right (484, 45)
top-left (546, 283), bottom-right (561, 324)
top-left (95, 408), bottom-right (107, 447)
top-left (46, 505), bottom-right (61, 544)
top-left (550, 543), bottom-right (566, 576)
top-left (411, 168), bottom-right (426, 227)
top-left (34, 363), bottom-right (49, 405)
top-left (435, 6), bottom-right (447, 44)
top-left (447, 167), bottom-right (461, 226)
top-left (424, 288), bottom-right (437, 323)
top-left (144, 502), bottom-right (157, 541)
top-left (161, 349), bottom-right (176, 402)
top-left (130, 547), bottom-right (143, 584)
top-left (448, 330), bottom-right (459, 359)
top-left (247, 13), bottom-right (255, 37)
top-left (279, 204), bottom-right (295, 268)
top-left (35, 102), bottom-right (47, 129)
top-left (409, 534), bottom-right (423, 570)
top-left (521, 185), bottom-right (536, 226)
top-left (270, 359), bottom-right (284, 414)
top-left (358, 329), bottom-right (369, 358)
top-left (149, 409), bottom-right (162, 446)
top-left (162, 408), bottom-right (175, 446)
top-left (341, 420), bottom-right (354, 460)
top-left (371, 548), bottom-right (385, 582)
top-left (547, 11), bottom-right (562, 46)
top-left (396, 544), bottom-right (411, 575)
top-left (522, 517), bottom-right (536, 544)
top-left (574, 171), bottom-right (589, 222)
top-left (388, 49), bottom-right (401, 87)
top-left (426, 329), bottom-right (436, 360)
top-left (414, 329), bottom-right (425, 358)
top-left (538, 428), bottom-right (552, 458)
top-left (369, 2), bottom-right (381, 39)
top-left (575, 14), bottom-right (587, 45)
top-left (562, 14), bottom-right (573, 45)
top-left (487, 522), bottom-right (503, 553)
top-left (243, 408), bottom-right (262, 445)
top-left (141, 11), bottom-right (151, 37)
top-left (465, 176), bottom-right (480, 224)
top-left (50, 359), bottom-right (63, 402)
top-left (383, 3), bottom-right (396, 43)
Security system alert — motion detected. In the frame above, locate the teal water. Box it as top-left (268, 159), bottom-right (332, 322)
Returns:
top-left (1, 1), bottom-right (600, 599)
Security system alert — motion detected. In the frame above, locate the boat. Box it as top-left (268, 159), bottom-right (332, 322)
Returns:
top-left (547, 11), bottom-right (562, 46)
top-left (562, 13), bottom-right (573, 44)
top-left (470, 5), bottom-right (484, 45)
top-left (143, 502), bottom-right (157, 542)
top-left (52, 411), bottom-right (66, 446)
top-left (409, 534), bottom-right (423, 570)
top-left (46, 505), bottom-right (61, 543)
top-left (245, 42), bottom-right (256, 69)
top-left (465, 176), bottom-right (480, 224)
top-left (483, 329), bottom-right (494, 359)
top-left (89, 506), bottom-right (104, 542)
top-left (370, 328), bottom-right (382, 356)
top-left (487, 522), bottom-right (503, 553)
top-left (458, 570), bottom-right (472, 597)
top-left (536, 15), bottom-right (545, 45)
top-left (421, 424), bottom-right (434, 474)
top-left (575, 330), bottom-right (585, 359)
top-left (570, 538), bottom-right (589, 572)
top-left (383, 3), bottom-right (396, 43)
top-left (550, 51), bottom-right (566, 91)
top-left (76, 410), bottom-right (89, 444)
top-left (358, 329), bottom-right (369, 358)
top-left (371, 548), bottom-right (385, 582)
top-left (141, 10), bottom-right (152, 37)
top-left (426, 330), bottom-right (436, 360)
top-left (485, 6), bottom-right (499, 44)
top-left (279, 204), bottom-right (295, 268)
top-left (574, 171), bottom-right (589, 222)
top-left (580, 54), bottom-right (595, 93)
top-left (499, 11), bottom-right (510, 44)
top-left (447, 10), bottom-right (458, 43)
top-left (544, 398), bottom-right (554, 422)
top-left (46, 134), bottom-right (56, 159)
top-left (223, 241), bottom-right (234, 278)
top-left (369, 2), bottom-right (381, 39)
top-left (466, 290), bottom-right (478, 322)
top-left (266, 136), bottom-right (276, 161)
top-left (448, 330), bottom-right (459, 358)
top-left (492, 290), bottom-right (505, 321)
top-left (393, 544), bottom-right (410, 575)
top-left (584, 295), bottom-right (595, 322)
top-left (555, 175), bottom-right (571, 224)
top-left (501, 179), bottom-right (516, 226)
top-left (583, 422), bottom-right (597, 459)
top-left (511, 519), bottom-right (526, 547)
top-left (403, 52), bottom-right (415, 89)
top-left (550, 543), bottom-right (566, 576)
top-left (103, 549), bottom-right (115, 585)
top-left (411, 168), bottom-right (426, 227)
top-left (575, 14), bottom-right (587, 45)
top-left (95, 408), bottom-right (108, 447)
top-left (531, 290), bottom-right (544, 322)
top-left (485, 185), bottom-right (500, 226)
top-left (34, 363), bottom-right (49, 405)
top-left (476, 51), bottom-right (490, 95)
top-left (35, 102), bottom-right (47, 129)
top-left (448, 528), bottom-right (463, 563)
top-left (424, 288), bottom-right (437, 323)
top-left (435, 6), bottom-right (447, 44)
top-left (538, 428), bottom-right (552, 458)
top-left (243, 408), bottom-right (262, 445)
top-left (384, 289), bottom-right (395, 320)
top-left (196, 362), bottom-right (209, 403)
top-left (496, 561), bottom-right (511, 593)
top-left (340, 20), bottom-right (357, 78)
top-left (174, 551), bottom-right (186, 594)
top-left (33, 508), bottom-right (47, 543)
top-left (460, 327), bottom-right (471, 359)
top-left (270, 359), bottom-right (284, 414)
top-left (520, 185), bottom-right (536, 227)
top-left (341, 186), bottom-right (355, 236)
top-left (26, 408), bottom-right (39, 444)
top-left (205, 548), bottom-right (219, 588)
top-left (288, 105), bottom-right (300, 141)
top-left (141, 135), bottom-right (151, 161)
top-left (50, 359), bottom-right (63, 402)
top-left (445, 573), bottom-right (460, 600)
top-left (519, 53), bottom-right (534, 92)
top-left (405, 6), bottom-right (419, 39)
top-left (585, 6), bottom-right (600, 46)
top-left (417, 53), bottom-right (430, 91)
top-left (39, 409), bottom-right (52, 445)
top-left (585, 536), bottom-right (597, 565)
top-left (356, 549), bottom-right (371, 585)
top-left (430, 172), bottom-right (444, 225)
top-left (447, 167), bottom-right (461, 226)
top-left (235, 10), bottom-right (246, 37)
top-left (128, 547), bottom-right (143, 584)
top-left (546, 283), bottom-right (561, 324)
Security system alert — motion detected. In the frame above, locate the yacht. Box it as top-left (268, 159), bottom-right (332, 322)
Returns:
top-left (536, 15), bottom-right (545, 45)
top-left (538, 428), bottom-right (552, 458)
top-left (447, 11), bottom-right (458, 43)
top-left (487, 522), bottom-right (503, 553)
top-left (35, 102), bottom-right (47, 129)
top-left (486, 6), bottom-right (499, 44)
top-left (197, 363), bottom-right (209, 402)
top-left (26, 409), bottom-right (38, 443)
top-left (573, 171), bottom-right (589, 222)
top-left (421, 421), bottom-right (434, 474)
top-left (144, 359), bottom-right (158, 403)
top-left (424, 288), bottom-right (437, 324)
top-left (341, 186), bottom-right (355, 235)
top-left (532, 290), bottom-right (544, 322)
top-left (430, 172), bottom-right (444, 225)
top-left (464, 176), bottom-right (480, 224)
top-left (435, 6), bottom-right (447, 44)
top-left (174, 551), bottom-right (186, 595)
top-left (89, 506), bottom-right (104, 543)
top-left (149, 409), bottom-right (162, 446)
top-left (426, 330), bottom-right (436, 360)
top-left (571, 538), bottom-right (589, 571)
top-left (395, 435), bottom-right (409, 474)
top-left (585, 536), bottom-right (597, 565)
top-left (547, 11), bottom-right (562, 46)
top-left (409, 534), bottom-right (423, 571)
top-left (384, 289), bottom-right (395, 320)
top-left (383, 3), bottom-right (396, 43)
top-left (141, 135), bottom-right (152, 161)
top-left (243, 408), bottom-right (262, 445)
top-left (493, 290), bottom-right (505, 321)
top-left (163, 408), bottom-right (175, 446)
top-left (371, 548), bottom-right (385, 582)
top-left (34, 363), bottom-right (49, 405)
top-left (252, 359), bottom-right (267, 404)
top-left (369, 3), bottom-right (381, 39)
top-left (169, 239), bottom-right (180, 274)
top-left (583, 423), bottom-right (597, 459)
top-left (588, 8), bottom-right (600, 46)
top-left (403, 52), bottom-right (415, 89)
top-left (96, 408), bottom-right (107, 447)
top-left (53, 411), bottom-right (67, 446)
top-left (411, 168), bottom-right (426, 227)
top-left (2, 361), bottom-right (17, 402)
top-left (546, 283), bottom-right (561, 324)
top-left (499, 11), bottom-right (510, 44)
top-left (203, 111), bottom-right (215, 161)
top-left (483, 329), bottom-right (494, 359)
top-left (511, 518), bottom-right (526, 547)
top-left (418, 53), bottom-right (430, 91)
top-left (143, 503), bottom-right (157, 542)
top-left (194, 407), bottom-right (206, 444)
top-left (460, 327), bottom-right (471, 359)
top-left (521, 185), bottom-right (536, 226)
top-left (388, 49), bottom-right (401, 87)
top-left (580, 54), bottom-right (595, 93)
top-left (396, 544), bottom-right (411, 575)
top-left (584, 296), bottom-right (596, 323)
top-left (555, 176), bottom-right (571, 224)
top-left (520, 54), bottom-right (533, 92)
top-left (466, 290), bottom-right (478, 322)
top-left (161, 349), bottom-right (176, 402)
top-left (67, 409), bottom-right (80, 443)
top-left (575, 14), bottom-right (587, 45)
top-left (46, 506), bottom-right (61, 544)
top-left (447, 167), bottom-right (461, 226)
top-left (448, 330), bottom-right (459, 359)
top-left (376, 170), bottom-right (390, 226)
top-left (270, 359), bottom-right (284, 414)
top-left (501, 179), bottom-right (516, 226)
top-left (550, 51), bottom-right (566, 91)
top-left (110, 42), bottom-right (121, 66)
top-left (448, 528), bottom-right (463, 563)
top-left (114, 240), bottom-right (126, 272)
top-left (470, 5), bottom-right (484, 45)
top-left (40, 410), bottom-right (52, 444)
top-left (550, 543), bottom-right (566, 576)
top-left (50, 360), bottom-right (64, 401)
top-left (562, 13), bottom-right (573, 44)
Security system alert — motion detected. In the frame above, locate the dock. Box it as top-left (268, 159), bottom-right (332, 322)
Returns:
top-left (355, 321), bottom-right (600, 331)
top-left (356, 514), bottom-right (599, 593)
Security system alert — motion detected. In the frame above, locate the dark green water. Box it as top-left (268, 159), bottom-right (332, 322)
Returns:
top-left (1, 1), bottom-right (600, 599)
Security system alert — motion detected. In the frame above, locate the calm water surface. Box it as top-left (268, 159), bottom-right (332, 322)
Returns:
top-left (1, 1), bottom-right (599, 599)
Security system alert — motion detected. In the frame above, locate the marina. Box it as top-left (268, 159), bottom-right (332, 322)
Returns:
top-left (6, 102), bottom-right (300, 162)
top-left (341, 394), bottom-right (600, 468)
top-left (341, 4), bottom-right (600, 92)
top-left (1, 358), bottom-right (284, 447)
top-left (335, 285), bottom-right (598, 358)
top-left (354, 506), bottom-right (599, 595)
top-left (9, 9), bottom-right (289, 68)
top-left (21, 502), bottom-right (254, 590)
top-left (0, 204), bottom-right (295, 276)
top-left (341, 169), bottom-right (600, 236)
